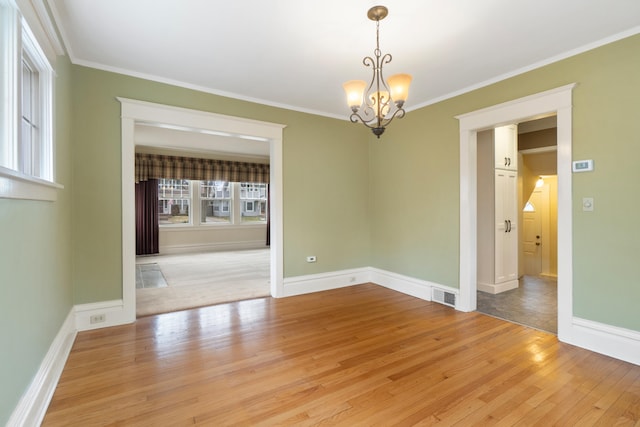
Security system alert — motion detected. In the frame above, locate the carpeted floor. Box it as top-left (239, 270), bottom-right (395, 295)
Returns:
top-left (136, 249), bottom-right (270, 317)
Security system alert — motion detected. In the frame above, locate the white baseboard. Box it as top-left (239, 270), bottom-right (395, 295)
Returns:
top-left (75, 299), bottom-right (134, 331)
top-left (158, 241), bottom-right (267, 255)
top-left (568, 317), bottom-right (640, 366)
top-left (282, 267), bottom-right (370, 297)
top-left (7, 309), bottom-right (76, 427)
top-left (477, 279), bottom-right (518, 294)
top-left (283, 267), bottom-right (459, 309)
top-left (370, 268), bottom-right (433, 301)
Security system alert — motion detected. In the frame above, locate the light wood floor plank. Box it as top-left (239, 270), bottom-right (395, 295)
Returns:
top-left (42, 284), bottom-right (640, 426)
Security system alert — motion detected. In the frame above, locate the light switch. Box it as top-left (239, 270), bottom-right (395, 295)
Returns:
top-left (582, 197), bottom-right (594, 212)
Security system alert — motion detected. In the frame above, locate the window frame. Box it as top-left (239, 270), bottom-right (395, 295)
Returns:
top-left (199, 180), bottom-right (232, 225)
top-left (21, 52), bottom-right (39, 176)
top-left (0, 0), bottom-right (61, 201)
top-left (157, 178), bottom-right (192, 226)
top-left (240, 182), bottom-right (268, 223)
top-left (158, 179), bottom-right (268, 229)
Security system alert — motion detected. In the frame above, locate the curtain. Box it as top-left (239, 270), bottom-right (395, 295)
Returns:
top-left (135, 178), bottom-right (159, 255)
top-left (135, 153), bottom-right (270, 184)
top-left (266, 185), bottom-right (271, 246)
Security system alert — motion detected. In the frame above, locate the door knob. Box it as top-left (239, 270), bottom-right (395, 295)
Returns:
top-left (536, 242), bottom-right (541, 246)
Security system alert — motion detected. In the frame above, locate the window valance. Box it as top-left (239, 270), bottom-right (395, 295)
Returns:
top-left (135, 153), bottom-right (270, 184)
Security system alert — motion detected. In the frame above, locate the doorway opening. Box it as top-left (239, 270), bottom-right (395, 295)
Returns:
top-left (133, 123), bottom-right (273, 316)
top-left (456, 84), bottom-right (575, 342)
top-left (476, 117), bottom-right (558, 333)
top-left (119, 98), bottom-right (285, 323)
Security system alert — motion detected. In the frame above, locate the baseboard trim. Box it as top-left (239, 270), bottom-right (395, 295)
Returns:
top-left (282, 268), bottom-right (370, 297)
top-left (371, 268), bottom-right (430, 301)
top-left (477, 279), bottom-right (518, 294)
top-left (569, 317), bottom-right (640, 366)
top-left (7, 308), bottom-right (76, 427)
top-left (283, 267), bottom-right (461, 309)
top-left (75, 299), bottom-right (134, 331)
top-left (158, 241), bottom-right (267, 255)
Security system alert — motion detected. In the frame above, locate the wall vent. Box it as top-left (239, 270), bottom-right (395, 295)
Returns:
top-left (432, 288), bottom-right (456, 308)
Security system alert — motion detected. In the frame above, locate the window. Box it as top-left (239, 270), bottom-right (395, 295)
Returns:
top-left (158, 179), bottom-right (191, 225)
top-left (200, 180), bottom-right (231, 224)
top-left (523, 201), bottom-right (535, 212)
top-left (157, 180), bottom-right (267, 227)
top-left (240, 182), bottom-right (267, 223)
top-left (21, 55), bottom-right (39, 176)
top-left (0, 0), bottom-right (58, 200)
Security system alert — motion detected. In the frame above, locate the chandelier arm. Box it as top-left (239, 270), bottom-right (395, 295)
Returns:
top-left (377, 106), bottom-right (406, 128)
top-left (378, 53), bottom-right (392, 93)
top-left (377, 53), bottom-right (393, 120)
top-left (357, 103), bottom-right (376, 124)
top-left (362, 55), bottom-right (375, 68)
top-left (362, 56), bottom-right (377, 110)
top-left (349, 111), bottom-right (378, 129)
top-left (350, 108), bottom-right (405, 130)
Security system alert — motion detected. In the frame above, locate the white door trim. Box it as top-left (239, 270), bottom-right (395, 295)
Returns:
top-left (456, 84), bottom-right (575, 342)
top-left (118, 98), bottom-right (286, 323)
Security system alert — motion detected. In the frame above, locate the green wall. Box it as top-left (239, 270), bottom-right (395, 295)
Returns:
top-left (0, 56), bottom-right (74, 424)
top-left (369, 34), bottom-right (640, 331)
top-left (70, 65), bottom-right (371, 303)
top-left (71, 33), bottom-right (640, 330)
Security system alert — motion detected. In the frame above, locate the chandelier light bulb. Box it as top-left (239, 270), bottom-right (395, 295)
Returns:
top-left (343, 80), bottom-right (367, 111)
top-left (388, 73), bottom-right (412, 107)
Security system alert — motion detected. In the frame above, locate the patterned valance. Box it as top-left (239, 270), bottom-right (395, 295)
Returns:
top-left (135, 153), bottom-right (270, 184)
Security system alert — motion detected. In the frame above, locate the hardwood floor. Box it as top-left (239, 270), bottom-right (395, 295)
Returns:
top-left (43, 284), bottom-right (640, 426)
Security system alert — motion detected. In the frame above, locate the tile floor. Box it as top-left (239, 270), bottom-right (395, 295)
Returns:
top-left (135, 263), bottom-right (168, 289)
top-left (477, 275), bottom-right (557, 334)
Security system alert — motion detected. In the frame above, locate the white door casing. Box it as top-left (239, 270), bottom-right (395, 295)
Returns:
top-left (119, 98), bottom-right (286, 323)
top-left (456, 83), bottom-right (574, 342)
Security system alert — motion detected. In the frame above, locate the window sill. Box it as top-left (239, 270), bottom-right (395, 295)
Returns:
top-left (0, 166), bottom-right (63, 202)
top-left (160, 223), bottom-right (267, 231)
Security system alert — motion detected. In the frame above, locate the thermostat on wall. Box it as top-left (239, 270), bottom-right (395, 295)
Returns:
top-left (572, 159), bottom-right (594, 172)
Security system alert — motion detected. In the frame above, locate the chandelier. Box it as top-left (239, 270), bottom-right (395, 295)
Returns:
top-left (343, 5), bottom-right (412, 138)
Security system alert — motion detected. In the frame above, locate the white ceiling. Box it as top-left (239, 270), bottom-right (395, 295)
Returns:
top-left (48, 0), bottom-right (640, 121)
top-left (135, 122), bottom-right (271, 159)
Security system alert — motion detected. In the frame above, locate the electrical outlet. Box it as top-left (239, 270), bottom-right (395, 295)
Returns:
top-left (90, 314), bottom-right (106, 324)
top-left (306, 256), bottom-right (317, 263)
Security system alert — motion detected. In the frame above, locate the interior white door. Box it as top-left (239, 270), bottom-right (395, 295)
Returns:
top-left (495, 169), bottom-right (518, 284)
top-left (523, 189), bottom-right (543, 275)
top-left (494, 125), bottom-right (517, 170)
